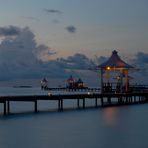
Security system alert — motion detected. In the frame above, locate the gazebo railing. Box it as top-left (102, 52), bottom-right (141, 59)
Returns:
top-left (102, 82), bottom-right (128, 93)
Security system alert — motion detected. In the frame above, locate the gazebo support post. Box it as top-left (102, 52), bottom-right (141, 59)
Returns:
top-left (107, 69), bottom-right (110, 83)
top-left (101, 68), bottom-right (103, 93)
top-left (120, 69), bottom-right (123, 93)
top-left (125, 69), bottom-right (128, 92)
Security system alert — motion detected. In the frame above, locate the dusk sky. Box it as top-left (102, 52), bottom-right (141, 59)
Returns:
top-left (0, 0), bottom-right (148, 82)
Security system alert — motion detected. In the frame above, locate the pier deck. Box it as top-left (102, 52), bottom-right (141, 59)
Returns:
top-left (0, 92), bottom-right (148, 115)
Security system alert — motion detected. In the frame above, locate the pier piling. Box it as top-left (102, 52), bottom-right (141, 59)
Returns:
top-left (7, 101), bottom-right (10, 114)
top-left (34, 100), bottom-right (37, 112)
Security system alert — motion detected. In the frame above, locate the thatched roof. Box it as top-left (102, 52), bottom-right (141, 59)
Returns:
top-left (98, 50), bottom-right (133, 69)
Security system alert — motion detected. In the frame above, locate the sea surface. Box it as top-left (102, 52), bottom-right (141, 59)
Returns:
top-left (0, 87), bottom-right (148, 148)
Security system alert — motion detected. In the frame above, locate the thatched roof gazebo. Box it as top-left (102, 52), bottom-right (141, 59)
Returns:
top-left (97, 50), bottom-right (134, 93)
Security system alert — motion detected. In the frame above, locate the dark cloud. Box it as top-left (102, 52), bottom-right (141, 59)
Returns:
top-left (94, 56), bottom-right (107, 65)
top-left (0, 26), bottom-right (57, 80)
top-left (0, 26), bottom-right (20, 37)
top-left (133, 52), bottom-right (148, 64)
top-left (44, 9), bottom-right (62, 15)
top-left (65, 25), bottom-right (76, 33)
top-left (56, 53), bottom-right (95, 69)
top-left (131, 52), bottom-right (148, 83)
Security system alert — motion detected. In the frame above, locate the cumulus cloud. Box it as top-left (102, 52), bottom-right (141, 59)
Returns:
top-left (0, 25), bottom-right (147, 85)
top-left (35, 45), bottom-right (56, 62)
top-left (65, 25), bottom-right (77, 33)
top-left (0, 26), bottom-right (20, 37)
top-left (43, 9), bottom-right (62, 15)
top-left (0, 25), bottom-right (94, 80)
top-left (0, 26), bottom-right (56, 80)
top-left (132, 52), bottom-right (148, 76)
top-left (56, 53), bottom-right (95, 69)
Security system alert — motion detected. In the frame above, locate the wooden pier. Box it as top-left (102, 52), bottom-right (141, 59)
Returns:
top-left (43, 87), bottom-right (100, 92)
top-left (0, 92), bottom-right (148, 115)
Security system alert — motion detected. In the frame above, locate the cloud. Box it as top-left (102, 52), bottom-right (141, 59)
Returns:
top-left (0, 25), bottom-right (147, 85)
top-left (43, 9), bottom-right (62, 15)
top-left (65, 25), bottom-right (77, 33)
top-left (0, 26), bottom-right (94, 80)
top-left (0, 26), bottom-right (57, 80)
top-left (131, 52), bottom-right (148, 74)
top-left (0, 26), bottom-right (20, 37)
top-left (21, 16), bottom-right (40, 22)
top-left (56, 53), bottom-right (95, 69)
top-left (35, 45), bottom-right (56, 62)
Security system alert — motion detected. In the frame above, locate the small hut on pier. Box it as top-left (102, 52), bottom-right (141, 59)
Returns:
top-left (66, 76), bottom-right (86, 89)
top-left (67, 75), bottom-right (75, 89)
top-left (76, 78), bottom-right (85, 88)
top-left (97, 50), bottom-right (134, 93)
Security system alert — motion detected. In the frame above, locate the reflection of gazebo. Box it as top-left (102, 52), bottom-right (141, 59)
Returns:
top-left (97, 50), bottom-right (134, 93)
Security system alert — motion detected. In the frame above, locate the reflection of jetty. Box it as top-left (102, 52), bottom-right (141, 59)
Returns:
top-left (0, 91), bottom-right (148, 115)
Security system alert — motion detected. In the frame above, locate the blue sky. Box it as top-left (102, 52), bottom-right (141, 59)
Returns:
top-left (0, 0), bottom-right (148, 83)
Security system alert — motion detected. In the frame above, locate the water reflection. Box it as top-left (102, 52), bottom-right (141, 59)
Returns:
top-left (103, 107), bottom-right (118, 127)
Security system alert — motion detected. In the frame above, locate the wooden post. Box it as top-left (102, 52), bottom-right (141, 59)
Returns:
top-left (4, 101), bottom-right (6, 115)
top-left (61, 99), bottom-right (63, 111)
top-left (7, 101), bottom-right (10, 114)
top-left (134, 96), bottom-right (136, 102)
top-left (58, 100), bottom-right (61, 110)
top-left (83, 98), bottom-right (85, 108)
top-left (107, 68), bottom-right (110, 83)
top-left (125, 96), bottom-right (128, 104)
top-left (101, 97), bottom-right (104, 106)
top-left (95, 98), bottom-right (98, 107)
top-left (34, 100), bottom-right (37, 112)
top-left (125, 69), bottom-right (128, 92)
top-left (101, 68), bottom-right (103, 93)
top-left (77, 99), bottom-right (80, 108)
top-left (107, 97), bottom-right (111, 104)
top-left (120, 69), bottom-right (124, 93)
top-left (139, 96), bottom-right (141, 102)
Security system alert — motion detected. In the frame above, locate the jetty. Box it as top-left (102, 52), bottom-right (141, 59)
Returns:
top-left (0, 91), bottom-right (148, 115)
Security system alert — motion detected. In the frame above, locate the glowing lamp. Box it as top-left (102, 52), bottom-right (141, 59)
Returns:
top-left (107, 66), bottom-right (110, 70)
top-left (87, 92), bottom-right (90, 95)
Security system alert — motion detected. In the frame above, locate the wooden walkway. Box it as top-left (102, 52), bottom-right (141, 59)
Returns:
top-left (43, 87), bottom-right (100, 92)
top-left (0, 92), bottom-right (148, 115)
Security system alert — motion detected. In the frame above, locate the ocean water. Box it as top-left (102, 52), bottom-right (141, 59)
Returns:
top-left (0, 87), bottom-right (148, 148)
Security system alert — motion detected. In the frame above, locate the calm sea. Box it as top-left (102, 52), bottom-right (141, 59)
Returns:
top-left (0, 87), bottom-right (148, 148)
